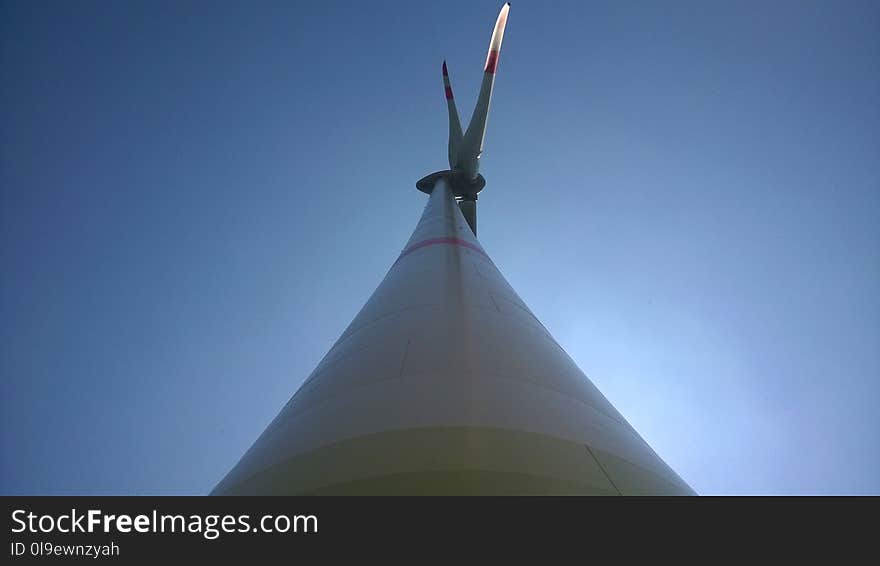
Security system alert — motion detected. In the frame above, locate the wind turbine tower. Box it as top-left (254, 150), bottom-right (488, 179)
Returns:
top-left (213, 4), bottom-right (694, 495)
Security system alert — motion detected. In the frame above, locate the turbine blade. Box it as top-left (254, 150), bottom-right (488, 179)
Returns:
top-left (459, 198), bottom-right (477, 236)
top-left (443, 61), bottom-right (464, 170)
top-left (460, 3), bottom-right (510, 169)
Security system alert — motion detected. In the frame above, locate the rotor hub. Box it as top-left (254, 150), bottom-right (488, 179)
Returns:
top-left (416, 170), bottom-right (485, 199)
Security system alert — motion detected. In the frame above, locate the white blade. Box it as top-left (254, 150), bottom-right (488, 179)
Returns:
top-left (443, 61), bottom-right (463, 170)
top-left (459, 3), bottom-right (510, 178)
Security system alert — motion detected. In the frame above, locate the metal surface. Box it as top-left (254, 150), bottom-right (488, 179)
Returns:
top-left (212, 180), bottom-right (694, 495)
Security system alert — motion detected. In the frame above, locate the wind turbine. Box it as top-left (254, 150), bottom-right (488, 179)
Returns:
top-left (212, 3), bottom-right (694, 495)
top-left (416, 3), bottom-right (511, 236)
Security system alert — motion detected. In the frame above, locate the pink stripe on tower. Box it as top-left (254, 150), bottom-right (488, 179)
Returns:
top-left (393, 237), bottom-right (491, 266)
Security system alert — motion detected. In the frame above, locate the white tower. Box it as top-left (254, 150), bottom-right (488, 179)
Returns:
top-left (213, 4), bottom-right (693, 495)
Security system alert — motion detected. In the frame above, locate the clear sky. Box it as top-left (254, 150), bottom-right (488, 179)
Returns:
top-left (1, 0), bottom-right (878, 495)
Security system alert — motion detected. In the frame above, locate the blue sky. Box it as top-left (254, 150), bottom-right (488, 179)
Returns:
top-left (1, 0), bottom-right (878, 494)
